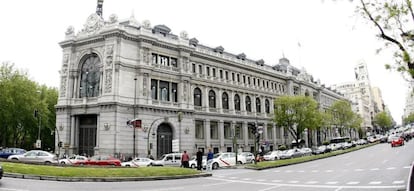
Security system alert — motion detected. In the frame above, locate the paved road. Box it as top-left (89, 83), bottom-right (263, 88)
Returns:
top-left (0, 141), bottom-right (412, 191)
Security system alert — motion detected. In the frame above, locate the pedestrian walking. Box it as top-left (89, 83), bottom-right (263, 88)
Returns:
top-left (181, 150), bottom-right (190, 168)
top-left (196, 148), bottom-right (203, 170)
top-left (207, 148), bottom-right (214, 172)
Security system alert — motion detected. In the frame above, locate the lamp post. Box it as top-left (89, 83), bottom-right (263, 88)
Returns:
top-left (133, 77), bottom-right (137, 158)
top-left (35, 90), bottom-right (42, 149)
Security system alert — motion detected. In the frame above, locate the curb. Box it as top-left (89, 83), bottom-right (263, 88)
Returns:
top-left (4, 172), bottom-right (212, 182)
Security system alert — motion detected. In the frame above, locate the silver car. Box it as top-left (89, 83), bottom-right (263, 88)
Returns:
top-left (7, 150), bottom-right (57, 164)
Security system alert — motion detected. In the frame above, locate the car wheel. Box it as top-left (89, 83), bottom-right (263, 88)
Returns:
top-left (44, 161), bottom-right (51, 164)
top-left (237, 161), bottom-right (243, 165)
top-left (212, 162), bottom-right (219, 169)
top-left (60, 161), bottom-right (66, 165)
top-left (274, 157), bottom-right (278, 160)
top-left (191, 164), bottom-right (196, 168)
top-left (126, 164), bottom-right (130, 167)
top-left (12, 158), bottom-right (18, 160)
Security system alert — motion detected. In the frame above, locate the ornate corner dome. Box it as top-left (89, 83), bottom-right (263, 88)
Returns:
top-left (81, 13), bottom-right (105, 35)
top-left (256, 59), bottom-right (265, 66)
top-left (214, 46), bottom-right (224, 53)
top-left (153, 24), bottom-right (171, 35)
top-left (189, 38), bottom-right (199, 47)
top-left (237, 53), bottom-right (246, 60)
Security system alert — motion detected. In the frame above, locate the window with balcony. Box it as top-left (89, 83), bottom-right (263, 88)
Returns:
top-left (220, 70), bottom-right (223, 79)
top-left (209, 90), bottom-right (216, 108)
top-left (210, 121), bottom-right (218, 139)
top-left (206, 66), bottom-right (210, 76)
top-left (170, 58), bottom-right (177, 68)
top-left (212, 68), bottom-right (216, 77)
top-left (151, 79), bottom-right (158, 100)
top-left (256, 97), bottom-right (261, 113)
top-left (198, 65), bottom-right (203, 74)
top-left (172, 83), bottom-right (178, 102)
top-left (222, 92), bottom-right (229, 109)
top-left (234, 94), bottom-right (241, 111)
top-left (245, 96), bottom-right (251, 112)
top-left (152, 53), bottom-right (158, 64)
top-left (159, 81), bottom-right (169, 101)
top-left (194, 88), bottom-right (202, 107)
top-left (192, 63), bottom-right (196, 73)
top-left (265, 99), bottom-right (270, 114)
top-left (267, 124), bottom-right (273, 139)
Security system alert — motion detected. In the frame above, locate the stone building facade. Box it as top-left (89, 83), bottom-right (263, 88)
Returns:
top-left (55, 10), bottom-right (346, 158)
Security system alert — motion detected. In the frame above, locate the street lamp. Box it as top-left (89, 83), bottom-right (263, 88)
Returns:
top-left (35, 90), bottom-right (42, 149)
top-left (133, 77), bottom-right (137, 158)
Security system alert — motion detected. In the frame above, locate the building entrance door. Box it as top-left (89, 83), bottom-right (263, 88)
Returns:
top-left (157, 123), bottom-right (172, 158)
top-left (78, 115), bottom-right (97, 157)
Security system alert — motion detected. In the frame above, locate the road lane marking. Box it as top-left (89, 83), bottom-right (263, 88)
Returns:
top-left (273, 170), bottom-right (280, 173)
top-left (392, 180), bottom-right (404, 184)
top-left (311, 170), bottom-right (319, 173)
top-left (370, 168), bottom-right (379, 171)
top-left (326, 181), bottom-right (338, 184)
top-left (334, 187), bottom-right (343, 191)
top-left (403, 166), bottom-right (411, 169)
top-left (346, 181), bottom-right (359, 185)
top-left (258, 186), bottom-right (282, 191)
top-left (305, 181), bottom-right (318, 184)
top-left (386, 167), bottom-right (396, 170)
top-left (369, 181), bottom-right (381, 185)
top-left (297, 170), bottom-right (305, 173)
top-left (271, 180), bottom-right (282, 182)
top-left (324, 170), bottom-right (333, 173)
top-left (242, 178), bottom-right (251, 181)
top-left (256, 179), bottom-right (266, 182)
top-left (229, 177), bottom-right (237, 179)
top-left (285, 170), bottom-right (293, 173)
top-left (354, 169), bottom-right (364, 172)
top-left (288, 180), bottom-right (299, 183)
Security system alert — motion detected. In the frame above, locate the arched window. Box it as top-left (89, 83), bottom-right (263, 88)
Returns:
top-left (245, 96), bottom-right (251, 112)
top-left (79, 53), bottom-right (101, 98)
top-left (256, 97), bottom-right (261, 113)
top-left (209, 90), bottom-right (216, 108)
top-left (222, 92), bottom-right (229, 109)
top-left (194, 88), bottom-right (202, 106)
top-left (265, 99), bottom-right (270, 114)
top-left (234, 94), bottom-right (241, 111)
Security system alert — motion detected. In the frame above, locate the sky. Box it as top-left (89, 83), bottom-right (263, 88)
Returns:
top-left (0, 0), bottom-right (408, 124)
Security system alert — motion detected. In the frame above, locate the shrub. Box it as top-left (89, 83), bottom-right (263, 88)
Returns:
top-left (322, 141), bottom-right (330, 146)
top-left (278, 145), bottom-right (287, 151)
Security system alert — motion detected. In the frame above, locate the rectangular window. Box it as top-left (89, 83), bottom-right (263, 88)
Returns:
top-left (206, 66), bottom-right (210, 76)
top-left (170, 57), bottom-right (177, 68)
top-left (248, 123), bottom-right (255, 139)
top-left (212, 68), bottom-right (216, 77)
top-left (159, 55), bottom-right (169, 66)
top-left (151, 79), bottom-right (158, 100)
top-left (192, 63), bottom-right (196, 73)
top-left (172, 83), bottom-right (178, 102)
top-left (253, 78), bottom-right (256, 86)
top-left (237, 74), bottom-right (240, 82)
top-left (152, 53), bottom-right (158, 64)
top-left (232, 73), bottom-right (235, 81)
top-left (267, 124), bottom-right (273, 140)
top-left (159, 81), bottom-right (169, 101)
top-left (235, 122), bottom-right (243, 139)
top-left (210, 121), bottom-right (218, 139)
top-left (220, 70), bottom-right (223, 79)
top-left (224, 122), bottom-right (231, 139)
top-left (248, 77), bottom-right (250, 84)
top-left (225, 71), bottom-right (229, 80)
top-left (198, 65), bottom-right (202, 74)
top-left (243, 75), bottom-right (246, 84)
top-left (195, 120), bottom-right (204, 139)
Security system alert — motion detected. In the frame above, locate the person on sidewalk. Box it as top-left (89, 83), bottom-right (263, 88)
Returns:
top-left (207, 148), bottom-right (214, 172)
top-left (181, 150), bottom-right (190, 168)
top-left (196, 148), bottom-right (203, 170)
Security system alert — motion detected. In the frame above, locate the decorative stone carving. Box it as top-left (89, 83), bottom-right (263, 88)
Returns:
top-left (104, 69), bottom-right (112, 93)
top-left (142, 20), bottom-right (151, 29)
top-left (105, 45), bottom-right (114, 68)
top-left (183, 81), bottom-right (188, 101)
top-left (60, 77), bottom-right (67, 97)
top-left (180, 31), bottom-right (189, 40)
top-left (108, 14), bottom-right (118, 24)
top-left (183, 57), bottom-right (189, 72)
top-left (143, 73), bottom-right (148, 96)
top-left (82, 13), bottom-right (104, 35)
top-left (65, 26), bottom-right (74, 36)
top-left (141, 48), bottom-right (149, 63)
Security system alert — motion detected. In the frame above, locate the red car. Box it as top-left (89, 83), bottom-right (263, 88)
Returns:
top-left (390, 137), bottom-right (404, 147)
top-left (74, 155), bottom-right (121, 166)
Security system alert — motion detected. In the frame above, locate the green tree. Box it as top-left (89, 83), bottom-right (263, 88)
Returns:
top-left (349, 113), bottom-right (363, 139)
top-left (374, 111), bottom-right (393, 132)
top-left (358, 0), bottom-right (414, 78)
top-left (273, 96), bottom-right (323, 147)
top-left (328, 100), bottom-right (355, 137)
top-left (0, 62), bottom-right (57, 150)
top-left (403, 112), bottom-right (414, 124)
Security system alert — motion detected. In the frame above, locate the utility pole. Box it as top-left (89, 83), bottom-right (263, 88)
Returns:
top-left (133, 77), bottom-right (137, 158)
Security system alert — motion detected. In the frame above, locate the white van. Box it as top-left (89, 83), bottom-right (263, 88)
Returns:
top-left (152, 153), bottom-right (182, 167)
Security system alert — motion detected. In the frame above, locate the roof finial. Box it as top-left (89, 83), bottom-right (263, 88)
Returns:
top-left (96, 0), bottom-right (104, 17)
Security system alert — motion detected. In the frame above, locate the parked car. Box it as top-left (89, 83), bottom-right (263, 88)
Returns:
top-left (7, 150), bottom-right (57, 164)
top-left (211, 152), bottom-right (246, 169)
top-left (0, 162), bottom-right (3, 179)
top-left (279, 149), bottom-right (303, 159)
top-left (152, 153), bottom-right (182, 167)
top-left (390, 136), bottom-right (405, 147)
top-left (239, 152), bottom-right (255, 163)
top-left (263, 151), bottom-right (281, 161)
top-left (188, 156), bottom-right (207, 169)
top-left (0, 148), bottom-right (26, 159)
top-left (74, 155), bottom-right (121, 166)
top-left (299, 148), bottom-right (312, 156)
top-left (58, 155), bottom-right (88, 165)
top-left (121, 157), bottom-right (154, 167)
top-left (312, 146), bottom-right (329, 155)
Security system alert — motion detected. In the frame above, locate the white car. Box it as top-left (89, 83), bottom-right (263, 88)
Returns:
top-left (7, 150), bottom-right (58, 164)
top-left (299, 148), bottom-right (312, 156)
top-left (188, 156), bottom-right (207, 169)
top-left (211, 152), bottom-right (246, 169)
top-left (121, 157), bottom-right (154, 167)
top-left (239, 152), bottom-right (255, 163)
top-left (263, 151), bottom-right (281, 161)
top-left (59, 155), bottom-right (88, 165)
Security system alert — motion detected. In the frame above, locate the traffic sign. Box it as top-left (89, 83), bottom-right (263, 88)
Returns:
top-left (35, 139), bottom-right (41, 148)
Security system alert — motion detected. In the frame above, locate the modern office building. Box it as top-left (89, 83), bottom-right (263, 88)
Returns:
top-left (55, 3), bottom-right (346, 158)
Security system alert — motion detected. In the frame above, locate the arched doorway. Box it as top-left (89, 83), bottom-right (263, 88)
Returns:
top-left (157, 123), bottom-right (173, 158)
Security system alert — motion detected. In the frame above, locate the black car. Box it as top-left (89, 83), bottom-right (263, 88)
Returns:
top-left (0, 162), bottom-right (3, 179)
